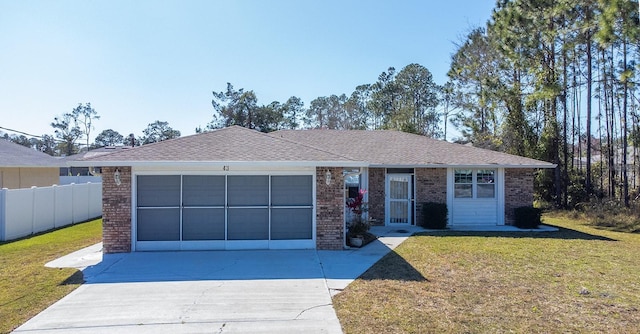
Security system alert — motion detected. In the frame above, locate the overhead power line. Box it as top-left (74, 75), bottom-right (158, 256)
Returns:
top-left (0, 126), bottom-right (64, 143)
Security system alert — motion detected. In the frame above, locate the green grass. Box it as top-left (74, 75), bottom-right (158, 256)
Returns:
top-left (333, 212), bottom-right (640, 333)
top-left (0, 219), bottom-right (102, 334)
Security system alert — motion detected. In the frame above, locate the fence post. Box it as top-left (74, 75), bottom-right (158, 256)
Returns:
top-left (0, 188), bottom-right (6, 241)
top-left (71, 183), bottom-right (76, 224)
top-left (31, 186), bottom-right (37, 236)
top-left (52, 184), bottom-right (57, 228)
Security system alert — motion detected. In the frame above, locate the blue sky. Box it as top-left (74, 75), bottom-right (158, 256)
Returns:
top-left (0, 0), bottom-right (495, 142)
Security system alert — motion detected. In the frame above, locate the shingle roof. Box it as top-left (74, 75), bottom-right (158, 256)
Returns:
top-left (60, 146), bottom-right (134, 164)
top-left (271, 129), bottom-right (554, 168)
top-left (77, 126), bottom-right (361, 166)
top-left (0, 139), bottom-right (61, 167)
top-left (75, 126), bottom-right (554, 168)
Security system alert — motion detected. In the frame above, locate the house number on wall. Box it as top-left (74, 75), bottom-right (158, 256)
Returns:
top-left (223, 166), bottom-right (229, 171)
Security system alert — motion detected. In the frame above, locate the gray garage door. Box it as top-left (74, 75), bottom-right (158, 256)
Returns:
top-left (135, 175), bottom-right (313, 250)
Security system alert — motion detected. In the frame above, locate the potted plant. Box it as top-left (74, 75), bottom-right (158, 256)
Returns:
top-left (346, 189), bottom-right (369, 247)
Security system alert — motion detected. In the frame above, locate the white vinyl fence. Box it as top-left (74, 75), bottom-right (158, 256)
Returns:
top-left (59, 176), bottom-right (102, 185)
top-left (0, 182), bottom-right (102, 242)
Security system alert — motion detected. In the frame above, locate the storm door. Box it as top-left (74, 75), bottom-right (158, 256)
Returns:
top-left (386, 174), bottom-right (412, 225)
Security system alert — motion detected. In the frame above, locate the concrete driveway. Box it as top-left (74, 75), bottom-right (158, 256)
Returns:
top-left (13, 226), bottom-right (423, 334)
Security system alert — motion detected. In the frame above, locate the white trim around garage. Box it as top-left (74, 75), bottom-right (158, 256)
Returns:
top-left (130, 166), bottom-right (317, 251)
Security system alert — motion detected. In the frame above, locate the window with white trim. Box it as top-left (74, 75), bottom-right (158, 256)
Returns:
top-left (454, 169), bottom-right (495, 199)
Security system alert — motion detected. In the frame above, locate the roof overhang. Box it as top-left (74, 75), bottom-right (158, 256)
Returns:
top-left (67, 160), bottom-right (368, 168)
top-left (369, 163), bottom-right (557, 169)
top-left (0, 165), bottom-right (63, 168)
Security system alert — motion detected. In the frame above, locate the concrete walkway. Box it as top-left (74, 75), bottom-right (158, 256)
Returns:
top-left (13, 226), bottom-right (424, 334)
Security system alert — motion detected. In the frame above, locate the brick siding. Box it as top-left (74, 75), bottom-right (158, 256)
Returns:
top-left (415, 168), bottom-right (447, 225)
top-left (504, 168), bottom-right (534, 225)
top-left (316, 167), bottom-right (344, 250)
top-left (368, 168), bottom-right (385, 224)
top-left (102, 166), bottom-right (132, 253)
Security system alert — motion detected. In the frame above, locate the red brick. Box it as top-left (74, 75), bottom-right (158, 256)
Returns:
top-left (101, 166), bottom-right (132, 253)
top-left (315, 167), bottom-right (344, 250)
top-left (504, 168), bottom-right (534, 225)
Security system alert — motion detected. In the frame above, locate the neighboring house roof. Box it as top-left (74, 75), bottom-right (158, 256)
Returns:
top-left (272, 129), bottom-right (555, 168)
top-left (74, 126), bottom-right (363, 167)
top-left (0, 139), bottom-right (61, 167)
top-left (72, 126), bottom-right (554, 168)
top-left (60, 146), bottom-right (134, 164)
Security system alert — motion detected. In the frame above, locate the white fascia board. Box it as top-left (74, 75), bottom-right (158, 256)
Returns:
top-left (68, 160), bottom-right (368, 168)
top-left (369, 163), bottom-right (556, 169)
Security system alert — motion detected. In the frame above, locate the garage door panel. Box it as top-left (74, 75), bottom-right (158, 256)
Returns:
top-left (183, 176), bottom-right (225, 206)
top-left (137, 208), bottom-right (180, 241)
top-left (137, 175), bottom-right (181, 207)
top-left (271, 208), bottom-right (312, 240)
top-left (227, 176), bottom-right (269, 206)
top-left (271, 176), bottom-right (312, 206)
top-left (227, 208), bottom-right (269, 240)
top-left (182, 208), bottom-right (225, 240)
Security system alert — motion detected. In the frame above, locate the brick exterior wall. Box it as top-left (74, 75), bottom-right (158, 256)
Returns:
top-left (504, 168), bottom-right (534, 225)
top-left (415, 168), bottom-right (447, 225)
top-left (368, 168), bottom-right (385, 224)
top-left (316, 167), bottom-right (345, 250)
top-left (102, 166), bottom-right (132, 253)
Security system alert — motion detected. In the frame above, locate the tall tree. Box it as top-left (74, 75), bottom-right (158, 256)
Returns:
top-left (71, 103), bottom-right (100, 150)
top-left (439, 81), bottom-right (460, 141)
top-left (140, 121), bottom-right (181, 144)
top-left (93, 129), bottom-right (124, 148)
top-left (51, 113), bottom-right (82, 156)
top-left (448, 27), bottom-right (503, 148)
top-left (210, 83), bottom-right (259, 130)
top-left (281, 96), bottom-right (304, 130)
top-left (304, 95), bottom-right (348, 129)
top-left (368, 67), bottom-right (400, 130)
top-left (209, 83), bottom-right (298, 132)
top-left (344, 84), bottom-right (371, 130)
top-left (35, 134), bottom-right (57, 155)
top-left (394, 63), bottom-right (441, 136)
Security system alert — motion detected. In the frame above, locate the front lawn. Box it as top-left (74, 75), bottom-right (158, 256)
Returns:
top-left (333, 213), bottom-right (640, 333)
top-left (0, 219), bottom-right (102, 334)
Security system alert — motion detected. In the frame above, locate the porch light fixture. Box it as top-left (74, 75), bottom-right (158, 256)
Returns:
top-left (325, 169), bottom-right (332, 185)
top-left (114, 168), bottom-right (122, 186)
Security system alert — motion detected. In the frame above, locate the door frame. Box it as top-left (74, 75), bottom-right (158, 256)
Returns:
top-left (384, 173), bottom-right (413, 226)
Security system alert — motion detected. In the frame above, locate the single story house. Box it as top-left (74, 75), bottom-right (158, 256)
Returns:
top-left (0, 139), bottom-right (60, 189)
top-left (75, 126), bottom-right (554, 253)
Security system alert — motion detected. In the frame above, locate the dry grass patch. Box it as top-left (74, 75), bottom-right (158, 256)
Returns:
top-left (0, 219), bottom-right (102, 334)
top-left (334, 214), bottom-right (640, 333)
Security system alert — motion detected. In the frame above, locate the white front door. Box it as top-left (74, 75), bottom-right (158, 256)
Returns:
top-left (386, 174), bottom-right (412, 225)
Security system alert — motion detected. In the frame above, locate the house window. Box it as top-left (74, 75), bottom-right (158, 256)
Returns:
top-left (454, 169), bottom-right (473, 198)
top-left (476, 169), bottom-right (495, 198)
top-left (454, 169), bottom-right (496, 199)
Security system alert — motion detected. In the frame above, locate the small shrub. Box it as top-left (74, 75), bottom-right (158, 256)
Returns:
top-left (420, 202), bottom-right (448, 229)
top-left (514, 206), bottom-right (542, 229)
top-left (347, 218), bottom-right (370, 237)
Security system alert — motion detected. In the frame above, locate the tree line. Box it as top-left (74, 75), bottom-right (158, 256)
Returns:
top-left (1, 103), bottom-right (182, 156)
top-left (446, 0), bottom-right (639, 208)
top-left (206, 64), bottom-right (441, 137)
